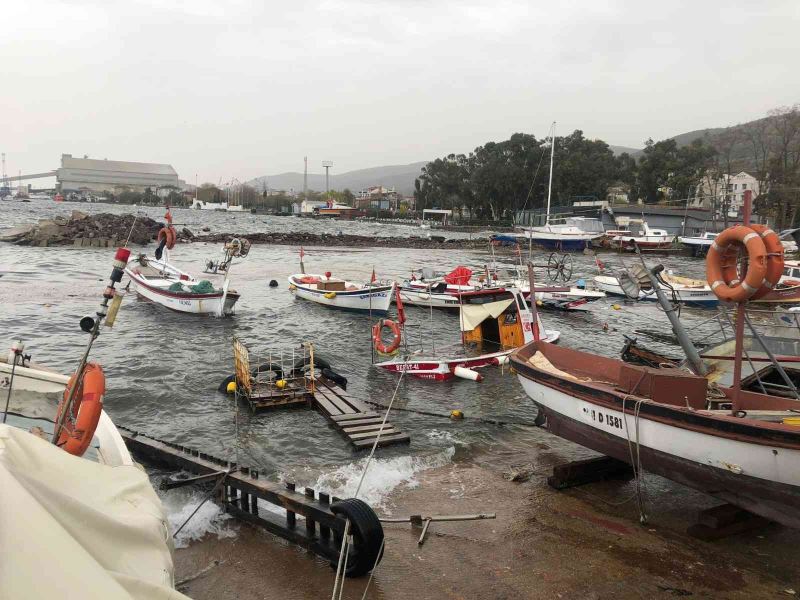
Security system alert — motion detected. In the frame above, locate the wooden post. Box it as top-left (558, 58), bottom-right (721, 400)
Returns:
top-left (305, 487), bottom-right (316, 537)
top-left (286, 482), bottom-right (297, 528)
top-left (318, 492), bottom-right (331, 540)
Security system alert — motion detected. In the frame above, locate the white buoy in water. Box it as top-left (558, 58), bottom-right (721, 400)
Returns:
top-left (493, 355), bottom-right (509, 366)
top-left (454, 366), bottom-right (483, 382)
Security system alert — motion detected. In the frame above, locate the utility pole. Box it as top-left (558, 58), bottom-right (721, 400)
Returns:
top-left (322, 161), bottom-right (333, 204)
top-left (303, 156), bottom-right (308, 200)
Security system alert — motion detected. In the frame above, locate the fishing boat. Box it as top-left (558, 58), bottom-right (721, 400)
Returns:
top-left (593, 272), bottom-right (719, 307)
top-left (397, 266), bottom-right (491, 310)
top-left (512, 214), bottom-right (800, 528)
top-left (126, 254), bottom-right (241, 315)
top-left (125, 213), bottom-right (247, 316)
top-left (289, 272), bottom-right (396, 314)
top-left (678, 231), bottom-right (719, 256)
top-left (520, 217), bottom-right (606, 251)
top-left (611, 220), bottom-right (674, 250)
top-left (1, 249), bottom-right (189, 597)
top-left (374, 286), bottom-right (560, 382)
top-left (753, 259), bottom-right (800, 304)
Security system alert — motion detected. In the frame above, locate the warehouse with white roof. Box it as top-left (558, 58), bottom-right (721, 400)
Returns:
top-left (56, 154), bottom-right (180, 194)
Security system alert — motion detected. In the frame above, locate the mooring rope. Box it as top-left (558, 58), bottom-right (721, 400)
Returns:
top-left (330, 368), bottom-right (406, 600)
top-left (621, 395), bottom-right (648, 524)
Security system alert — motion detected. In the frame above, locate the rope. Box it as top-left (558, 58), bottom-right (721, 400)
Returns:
top-left (172, 470), bottom-right (231, 538)
top-left (330, 369), bottom-right (406, 600)
top-left (124, 213), bottom-right (140, 247)
top-left (621, 395), bottom-right (648, 524)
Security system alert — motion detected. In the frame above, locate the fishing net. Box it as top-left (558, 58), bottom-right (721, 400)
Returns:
top-left (168, 282), bottom-right (186, 292)
top-left (190, 280), bottom-right (216, 294)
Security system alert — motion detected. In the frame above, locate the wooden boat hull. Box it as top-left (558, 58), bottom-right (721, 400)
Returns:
top-left (511, 343), bottom-right (800, 528)
top-left (289, 277), bottom-right (395, 314)
top-left (396, 287), bottom-right (463, 310)
top-left (127, 271), bottom-right (240, 315)
top-left (754, 284), bottom-right (800, 304)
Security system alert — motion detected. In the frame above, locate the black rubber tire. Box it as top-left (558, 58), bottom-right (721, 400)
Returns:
top-left (321, 368), bottom-right (347, 390)
top-left (330, 498), bottom-right (384, 577)
top-left (293, 355), bottom-right (331, 373)
top-left (217, 362), bottom-right (284, 393)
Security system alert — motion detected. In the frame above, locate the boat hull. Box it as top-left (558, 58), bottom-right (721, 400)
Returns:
top-left (512, 351), bottom-right (800, 528)
top-left (397, 288), bottom-right (462, 310)
top-left (290, 278), bottom-right (395, 314)
top-left (754, 284), bottom-right (800, 304)
top-left (128, 272), bottom-right (240, 315)
top-left (522, 236), bottom-right (599, 251)
top-left (593, 276), bottom-right (719, 307)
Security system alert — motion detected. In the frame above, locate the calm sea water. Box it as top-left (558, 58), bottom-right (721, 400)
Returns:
top-left (0, 199), bottom-right (720, 495)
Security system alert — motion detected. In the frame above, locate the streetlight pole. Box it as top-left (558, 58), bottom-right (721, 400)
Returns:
top-left (322, 161), bottom-right (333, 204)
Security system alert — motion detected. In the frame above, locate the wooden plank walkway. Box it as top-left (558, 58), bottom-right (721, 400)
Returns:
top-left (312, 379), bottom-right (410, 450)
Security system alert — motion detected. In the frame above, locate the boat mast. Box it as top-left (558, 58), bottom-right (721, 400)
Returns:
top-left (545, 121), bottom-right (555, 226)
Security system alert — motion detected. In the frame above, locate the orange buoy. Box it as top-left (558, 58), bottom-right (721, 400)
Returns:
top-left (706, 225), bottom-right (768, 303)
top-left (372, 319), bottom-right (402, 354)
top-left (748, 224), bottom-right (784, 300)
top-left (55, 363), bottom-right (105, 457)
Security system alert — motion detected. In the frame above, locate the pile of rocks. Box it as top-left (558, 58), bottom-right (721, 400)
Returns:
top-left (193, 231), bottom-right (488, 249)
top-left (1, 211), bottom-right (163, 247)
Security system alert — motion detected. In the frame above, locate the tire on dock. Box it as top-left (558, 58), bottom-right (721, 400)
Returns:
top-left (330, 498), bottom-right (384, 577)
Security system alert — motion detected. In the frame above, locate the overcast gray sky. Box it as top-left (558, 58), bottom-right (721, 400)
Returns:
top-left (4, 0), bottom-right (799, 185)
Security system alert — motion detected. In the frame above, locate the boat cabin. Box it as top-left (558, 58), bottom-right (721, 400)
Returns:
top-left (459, 289), bottom-right (531, 351)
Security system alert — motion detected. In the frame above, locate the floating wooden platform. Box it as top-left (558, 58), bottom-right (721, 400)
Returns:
top-left (312, 379), bottom-right (411, 450)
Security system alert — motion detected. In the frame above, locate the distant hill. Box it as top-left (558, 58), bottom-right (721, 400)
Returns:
top-left (246, 161), bottom-right (427, 196)
top-left (608, 144), bottom-right (643, 157)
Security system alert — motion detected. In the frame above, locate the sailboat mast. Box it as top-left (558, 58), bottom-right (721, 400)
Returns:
top-left (545, 121), bottom-right (555, 226)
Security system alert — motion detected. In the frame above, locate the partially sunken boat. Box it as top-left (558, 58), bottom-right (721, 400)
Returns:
top-left (375, 286), bottom-right (559, 381)
top-left (511, 219), bottom-right (800, 528)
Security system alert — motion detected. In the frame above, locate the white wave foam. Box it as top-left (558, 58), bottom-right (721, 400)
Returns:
top-left (311, 447), bottom-right (455, 513)
top-left (161, 488), bottom-right (238, 549)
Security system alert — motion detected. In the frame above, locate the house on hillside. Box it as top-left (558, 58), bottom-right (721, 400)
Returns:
top-left (692, 171), bottom-right (762, 217)
top-left (355, 186), bottom-right (399, 211)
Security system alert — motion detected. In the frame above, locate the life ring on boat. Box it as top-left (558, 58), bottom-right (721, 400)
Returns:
top-left (157, 226), bottom-right (177, 250)
top-left (372, 319), bottom-right (401, 354)
top-left (55, 363), bottom-right (105, 457)
top-left (747, 224), bottom-right (784, 300)
top-left (706, 225), bottom-right (768, 303)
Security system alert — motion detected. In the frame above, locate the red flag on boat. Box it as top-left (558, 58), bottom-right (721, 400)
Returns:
top-left (299, 246), bottom-right (305, 260)
top-left (164, 207), bottom-right (173, 224)
top-left (395, 286), bottom-right (406, 324)
top-left (371, 268), bottom-right (377, 283)
top-left (444, 266), bottom-right (473, 286)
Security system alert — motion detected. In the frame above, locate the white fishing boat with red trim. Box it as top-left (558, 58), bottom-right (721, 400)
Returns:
top-left (511, 206), bottom-right (800, 528)
top-left (124, 210), bottom-right (247, 316)
top-left (374, 286), bottom-right (560, 382)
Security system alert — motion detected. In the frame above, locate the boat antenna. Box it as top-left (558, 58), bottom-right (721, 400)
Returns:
top-left (526, 262), bottom-right (541, 342)
top-left (545, 121), bottom-right (556, 227)
top-left (52, 247), bottom-right (130, 444)
top-left (2, 341), bottom-right (25, 424)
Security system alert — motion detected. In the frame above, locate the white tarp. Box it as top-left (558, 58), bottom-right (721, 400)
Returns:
top-left (459, 298), bottom-right (514, 332)
top-left (0, 425), bottom-right (189, 599)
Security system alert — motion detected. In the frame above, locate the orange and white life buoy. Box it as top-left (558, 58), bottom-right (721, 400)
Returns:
top-left (748, 224), bottom-right (784, 300)
top-left (158, 225), bottom-right (177, 250)
top-left (372, 319), bottom-right (402, 354)
top-left (55, 363), bottom-right (105, 457)
top-left (706, 225), bottom-right (768, 303)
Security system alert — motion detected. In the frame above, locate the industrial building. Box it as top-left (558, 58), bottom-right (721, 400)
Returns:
top-left (55, 154), bottom-right (179, 194)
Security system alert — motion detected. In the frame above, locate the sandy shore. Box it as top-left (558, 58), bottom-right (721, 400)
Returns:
top-left (174, 428), bottom-right (798, 599)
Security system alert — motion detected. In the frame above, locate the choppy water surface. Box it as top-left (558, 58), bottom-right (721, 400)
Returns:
top-left (0, 200), bottom-right (721, 510)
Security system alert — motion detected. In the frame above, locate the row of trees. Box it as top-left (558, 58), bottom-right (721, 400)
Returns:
top-left (413, 105), bottom-right (800, 228)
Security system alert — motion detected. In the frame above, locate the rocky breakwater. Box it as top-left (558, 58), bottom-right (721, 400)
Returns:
top-left (0, 211), bottom-right (165, 247)
top-left (194, 231), bottom-right (489, 249)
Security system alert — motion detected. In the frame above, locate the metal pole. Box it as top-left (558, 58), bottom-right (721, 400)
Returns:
top-left (730, 191), bottom-right (752, 412)
top-left (545, 122), bottom-right (555, 226)
top-left (635, 247), bottom-right (707, 376)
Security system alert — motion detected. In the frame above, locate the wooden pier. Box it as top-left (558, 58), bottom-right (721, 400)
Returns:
top-left (312, 379), bottom-right (410, 449)
top-left (232, 337), bottom-right (410, 450)
top-left (118, 425), bottom-right (384, 576)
